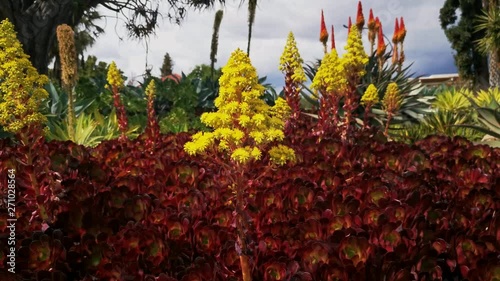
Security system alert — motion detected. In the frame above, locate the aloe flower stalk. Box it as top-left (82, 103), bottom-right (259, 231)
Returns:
top-left (331, 25), bottom-right (336, 50)
top-left (368, 9), bottom-right (376, 54)
top-left (320, 9), bottom-right (329, 54)
top-left (348, 16), bottom-right (352, 35)
top-left (356, 1), bottom-right (365, 33)
top-left (398, 17), bottom-right (407, 72)
top-left (382, 82), bottom-right (402, 137)
top-left (144, 80), bottom-right (159, 150)
top-left (107, 62), bottom-right (128, 141)
top-left (392, 18), bottom-right (399, 66)
top-left (184, 48), bottom-right (295, 281)
top-left (279, 32), bottom-right (306, 134)
top-left (56, 24), bottom-right (78, 141)
top-left (376, 21), bottom-right (386, 73)
top-left (361, 84), bottom-right (379, 128)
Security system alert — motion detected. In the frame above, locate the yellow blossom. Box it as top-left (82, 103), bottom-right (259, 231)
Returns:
top-left (382, 82), bottom-right (402, 112)
top-left (231, 147), bottom-right (251, 164)
top-left (0, 19), bottom-right (48, 133)
top-left (342, 25), bottom-right (369, 77)
top-left (279, 32), bottom-right (306, 83)
top-left (311, 49), bottom-right (347, 93)
top-left (183, 48), bottom-right (293, 166)
top-left (107, 61), bottom-right (124, 89)
top-left (361, 84), bottom-right (379, 106)
top-left (269, 145), bottom-right (296, 166)
top-left (145, 80), bottom-right (156, 99)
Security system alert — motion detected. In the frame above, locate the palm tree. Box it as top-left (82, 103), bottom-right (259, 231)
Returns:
top-left (475, 0), bottom-right (500, 87)
top-left (245, 0), bottom-right (258, 56)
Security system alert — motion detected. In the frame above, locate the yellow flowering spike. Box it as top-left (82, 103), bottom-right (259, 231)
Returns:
top-left (361, 84), bottom-right (379, 106)
top-left (342, 26), bottom-right (368, 77)
top-left (183, 48), bottom-right (294, 166)
top-left (279, 32), bottom-right (306, 83)
top-left (145, 80), bottom-right (156, 99)
top-left (382, 82), bottom-right (402, 112)
top-left (311, 49), bottom-right (347, 93)
top-left (107, 61), bottom-right (124, 89)
top-left (0, 19), bottom-right (48, 133)
top-left (342, 25), bottom-right (369, 77)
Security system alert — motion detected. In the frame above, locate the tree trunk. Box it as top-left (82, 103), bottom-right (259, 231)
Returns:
top-left (0, 0), bottom-right (92, 74)
top-left (489, 49), bottom-right (500, 87)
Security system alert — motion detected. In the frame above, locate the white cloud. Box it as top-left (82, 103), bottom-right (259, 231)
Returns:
top-left (88, 0), bottom-right (456, 86)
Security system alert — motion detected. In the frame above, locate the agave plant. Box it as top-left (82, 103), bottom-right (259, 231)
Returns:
top-left (45, 112), bottom-right (102, 147)
top-left (46, 109), bottom-right (141, 147)
top-left (456, 95), bottom-right (500, 146)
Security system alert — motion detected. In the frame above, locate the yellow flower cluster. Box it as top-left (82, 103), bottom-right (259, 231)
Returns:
top-left (342, 26), bottom-right (369, 77)
top-left (56, 24), bottom-right (78, 87)
top-left (311, 49), bottom-right (347, 93)
top-left (145, 80), bottom-right (156, 99)
top-left (107, 61), bottom-right (124, 89)
top-left (269, 145), bottom-right (296, 166)
top-left (382, 82), bottom-right (402, 112)
top-left (279, 32), bottom-right (306, 83)
top-left (184, 48), bottom-right (295, 166)
top-left (0, 19), bottom-right (48, 133)
top-left (361, 84), bottom-right (379, 106)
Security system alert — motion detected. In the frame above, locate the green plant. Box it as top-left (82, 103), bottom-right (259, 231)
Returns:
top-left (457, 95), bottom-right (500, 140)
top-left (45, 112), bottom-right (101, 147)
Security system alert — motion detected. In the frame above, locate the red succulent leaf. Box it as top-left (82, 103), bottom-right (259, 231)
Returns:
top-left (368, 187), bottom-right (388, 207)
top-left (432, 239), bottom-right (448, 255)
top-left (339, 236), bottom-right (371, 267)
top-left (363, 208), bottom-right (381, 225)
top-left (263, 261), bottom-right (287, 281)
top-left (194, 225), bottom-right (219, 253)
top-left (389, 268), bottom-right (412, 281)
top-left (301, 241), bottom-right (330, 273)
top-left (379, 224), bottom-right (402, 252)
top-left (416, 256), bottom-right (437, 273)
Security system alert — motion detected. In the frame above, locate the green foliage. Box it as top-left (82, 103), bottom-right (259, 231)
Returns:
top-left (439, 0), bottom-right (488, 86)
top-left (160, 52), bottom-right (174, 77)
top-left (457, 94), bottom-right (500, 140)
top-left (45, 109), bottom-right (141, 147)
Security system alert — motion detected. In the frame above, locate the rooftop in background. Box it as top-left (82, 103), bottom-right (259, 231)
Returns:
top-left (414, 73), bottom-right (464, 88)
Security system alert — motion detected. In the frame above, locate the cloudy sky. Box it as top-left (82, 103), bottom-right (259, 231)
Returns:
top-left (88, 0), bottom-right (457, 88)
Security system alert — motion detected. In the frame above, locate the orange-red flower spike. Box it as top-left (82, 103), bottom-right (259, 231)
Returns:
top-left (392, 18), bottom-right (399, 44)
top-left (348, 16), bottom-right (352, 34)
top-left (399, 17), bottom-right (406, 43)
top-left (331, 25), bottom-right (336, 50)
top-left (377, 22), bottom-right (386, 58)
top-left (356, 1), bottom-right (365, 31)
top-left (320, 9), bottom-right (328, 44)
top-left (368, 8), bottom-right (375, 30)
